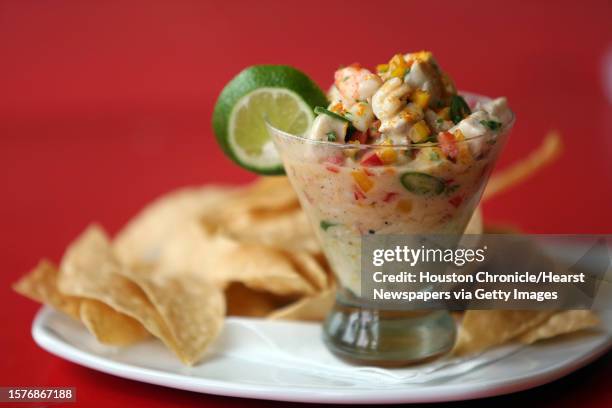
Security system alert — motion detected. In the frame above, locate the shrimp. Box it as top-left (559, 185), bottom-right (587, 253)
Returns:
top-left (371, 77), bottom-right (412, 121)
top-left (334, 65), bottom-right (382, 105)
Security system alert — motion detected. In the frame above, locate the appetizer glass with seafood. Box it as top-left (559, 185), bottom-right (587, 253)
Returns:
top-left (269, 51), bottom-right (514, 365)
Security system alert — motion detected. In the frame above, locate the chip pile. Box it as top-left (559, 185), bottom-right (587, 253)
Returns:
top-left (13, 132), bottom-right (601, 365)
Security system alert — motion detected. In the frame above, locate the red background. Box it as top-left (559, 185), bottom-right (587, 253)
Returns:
top-left (0, 1), bottom-right (610, 407)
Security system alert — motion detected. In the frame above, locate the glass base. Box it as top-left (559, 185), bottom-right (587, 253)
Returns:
top-left (323, 293), bottom-right (457, 367)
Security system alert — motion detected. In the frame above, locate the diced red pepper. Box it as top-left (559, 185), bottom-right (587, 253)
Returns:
top-left (326, 154), bottom-right (345, 166)
top-left (449, 195), bottom-right (463, 208)
top-left (355, 131), bottom-right (368, 144)
top-left (360, 151), bottom-right (384, 166)
top-left (354, 189), bottom-right (366, 200)
top-left (383, 192), bottom-right (398, 203)
top-left (326, 165), bottom-right (339, 173)
top-left (438, 131), bottom-right (458, 159)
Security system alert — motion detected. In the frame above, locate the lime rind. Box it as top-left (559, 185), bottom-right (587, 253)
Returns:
top-left (212, 65), bottom-right (328, 175)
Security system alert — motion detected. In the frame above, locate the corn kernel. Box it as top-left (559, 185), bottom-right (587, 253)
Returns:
top-left (411, 51), bottom-right (432, 62)
top-left (352, 169), bottom-right (374, 193)
top-left (397, 198), bottom-right (413, 213)
top-left (408, 120), bottom-right (430, 143)
top-left (389, 54), bottom-right (408, 78)
top-left (376, 64), bottom-right (389, 73)
top-left (412, 90), bottom-right (431, 109)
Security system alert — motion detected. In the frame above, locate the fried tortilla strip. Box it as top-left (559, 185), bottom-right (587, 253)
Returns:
top-left (519, 310), bottom-right (601, 344)
top-left (13, 259), bottom-right (81, 320)
top-left (483, 131), bottom-right (563, 200)
top-left (453, 310), bottom-right (553, 356)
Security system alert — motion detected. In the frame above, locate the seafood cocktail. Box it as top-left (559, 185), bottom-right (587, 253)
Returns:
top-left (269, 51), bottom-right (514, 365)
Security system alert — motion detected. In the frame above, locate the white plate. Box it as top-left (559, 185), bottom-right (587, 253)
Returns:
top-left (32, 303), bottom-right (611, 404)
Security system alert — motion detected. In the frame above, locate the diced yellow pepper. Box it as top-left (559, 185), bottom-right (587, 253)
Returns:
top-left (389, 54), bottom-right (408, 78)
top-left (408, 120), bottom-right (430, 143)
top-left (352, 169), bottom-right (374, 193)
top-left (453, 130), bottom-right (473, 165)
top-left (396, 198), bottom-right (413, 213)
top-left (412, 90), bottom-right (431, 109)
top-left (376, 139), bottom-right (397, 164)
top-left (376, 64), bottom-right (389, 73)
top-left (378, 147), bottom-right (397, 164)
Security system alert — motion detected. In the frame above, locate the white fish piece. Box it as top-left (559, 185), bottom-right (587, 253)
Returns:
top-left (479, 97), bottom-right (513, 124)
top-left (378, 102), bottom-right (424, 144)
top-left (425, 109), bottom-right (452, 133)
top-left (405, 61), bottom-right (443, 101)
top-left (308, 113), bottom-right (348, 143)
top-left (327, 85), bottom-right (342, 103)
top-left (347, 101), bottom-right (375, 132)
top-left (449, 111), bottom-right (491, 157)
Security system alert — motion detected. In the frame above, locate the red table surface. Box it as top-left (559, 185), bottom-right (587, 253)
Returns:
top-left (1, 1), bottom-right (611, 407)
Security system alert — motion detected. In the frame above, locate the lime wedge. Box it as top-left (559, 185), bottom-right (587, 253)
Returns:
top-left (212, 65), bottom-right (328, 175)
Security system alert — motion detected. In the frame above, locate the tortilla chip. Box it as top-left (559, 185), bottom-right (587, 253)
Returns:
top-left (233, 176), bottom-right (299, 213)
top-left (157, 221), bottom-right (317, 296)
top-left (123, 265), bottom-right (225, 365)
top-left (114, 185), bottom-right (239, 265)
top-left (212, 206), bottom-right (319, 253)
top-left (283, 250), bottom-right (330, 291)
top-left (13, 260), bottom-right (81, 320)
top-left (268, 286), bottom-right (336, 321)
top-left (483, 131), bottom-right (563, 200)
top-left (225, 283), bottom-right (296, 317)
top-left (453, 310), bottom-right (553, 356)
top-left (59, 224), bottom-right (222, 365)
top-left (80, 299), bottom-right (150, 346)
top-left (519, 310), bottom-right (601, 344)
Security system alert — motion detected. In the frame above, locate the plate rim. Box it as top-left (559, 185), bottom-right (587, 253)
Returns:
top-left (32, 307), bottom-right (611, 404)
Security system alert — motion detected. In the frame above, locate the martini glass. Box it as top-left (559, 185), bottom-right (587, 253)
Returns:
top-left (268, 93), bottom-right (514, 366)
